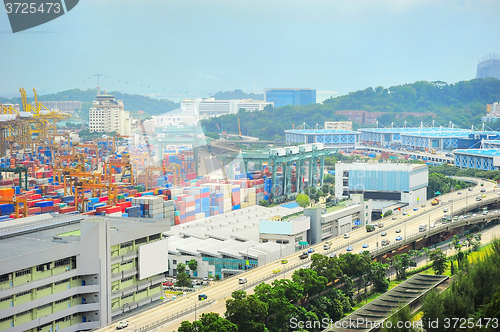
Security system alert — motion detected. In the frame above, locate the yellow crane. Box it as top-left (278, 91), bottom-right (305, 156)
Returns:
top-left (238, 117), bottom-right (242, 136)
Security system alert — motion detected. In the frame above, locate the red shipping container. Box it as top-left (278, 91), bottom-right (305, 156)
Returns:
top-left (40, 206), bottom-right (53, 213)
top-left (106, 206), bottom-right (122, 214)
top-left (96, 205), bottom-right (112, 214)
top-left (82, 211), bottom-right (96, 215)
top-left (98, 196), bottom-right (108, 202)
top-left (28, 207), bottom-right (41, 214)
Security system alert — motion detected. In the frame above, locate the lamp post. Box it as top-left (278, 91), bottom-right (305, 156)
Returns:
top-left (128, 321), bottom-right (137, 332)
top-left (38, 315), bottom-right (48, 332)
top-left (184, 293), bottom-right (197, 321)
top-left (246, 245), bottom-right (255, 271)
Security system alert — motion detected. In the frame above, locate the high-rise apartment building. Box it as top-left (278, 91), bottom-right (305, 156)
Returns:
top-left (89, 91), bottom-right (131, 135)
top-left (264, 88), bottom-right (316, 108)
top-left (0, 214), bottom-right (170, 332)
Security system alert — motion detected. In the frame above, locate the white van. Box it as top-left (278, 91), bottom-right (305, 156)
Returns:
top-left (238, 278), bottom-right (247, 284)
top-left (344, 233), bottom-right (350, 239)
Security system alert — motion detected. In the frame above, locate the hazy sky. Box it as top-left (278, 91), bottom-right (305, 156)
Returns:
top-left (1, 0), bottom-right (499, 101)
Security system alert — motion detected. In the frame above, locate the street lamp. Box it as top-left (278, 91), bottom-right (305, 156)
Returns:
top-left (246, 245), bottom-right (255, 270)
top-left (127, 321), bottom-right (137, 332)
top-left (184, 293), bottom-right (197, 321)
top-left (38, 315), bottom-right (48, 332)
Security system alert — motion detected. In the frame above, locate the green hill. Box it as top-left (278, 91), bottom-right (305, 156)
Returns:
top-left (201, 78), bottom-right (500, 140)
top-left (210, 89), bottom-right (263, 100)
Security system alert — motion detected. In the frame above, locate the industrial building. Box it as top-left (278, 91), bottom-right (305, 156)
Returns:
top-left (0, 214), bottom-right (170, 332)
top-left (163, 205), bottom-right (302, 279)
top-left (358, 126), bottom-right (500, 151)
top-left (304, 194), bottom-right (372, 243)
top-left (476, 53), bottom-right (500, 80)
top-left (89, 90), bottom-right (132, 135)
top-left (334, 163), bottom-right (428, 212)
top-left (264, 88), bottom-right (316, 108)
top-left (453, 149), bottom-right (500, 171)
top-left (284, 128), bottom-right (360, 149)
top-left (30, 101), bottom-right (82, 116)
top-left (180, 98), bottom-right (272, 116)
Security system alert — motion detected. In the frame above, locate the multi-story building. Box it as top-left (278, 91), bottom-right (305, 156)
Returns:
top-left (477, 53), bottom-right (500, 80)
top-left (264, 88), bottom-right (316, 108)
top-left (324, 121), bottom-right (353, 131)
top-left (0, 214), bottom-right (170, 332)
top-left (180, 98), bottom-right (272, 116)
top-left (304, 194), bottom-right (372, 242)
top-left (335, 163), bottom-right (428, 212)
top-left (89, 91), bottom-right (131, 135)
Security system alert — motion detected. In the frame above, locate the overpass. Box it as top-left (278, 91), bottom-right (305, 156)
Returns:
top-left (94, 178), bottom-right (497, 332)
top-left (359, 146), bottom-right (454, 164)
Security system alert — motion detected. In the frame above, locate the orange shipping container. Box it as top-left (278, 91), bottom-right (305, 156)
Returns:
top-left (0, 188), bottom-right (15, 198)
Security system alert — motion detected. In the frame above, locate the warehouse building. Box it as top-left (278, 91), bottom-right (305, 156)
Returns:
top-left (334, 163), bottom-right (428, 212)
top-left (0, 214), bottom-right (170, 332)
top-left (284, 129), bottom-right (360, 149)
top-left (453, 149), bottom-right (500, 171)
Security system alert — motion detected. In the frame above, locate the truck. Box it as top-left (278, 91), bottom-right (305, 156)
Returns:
top-left (441, 215), bottom-right (452, 224)
top-left (299, 252), bottom-right (309, 260)
top-left (419, 224), bottom-right (427, 232)
top-left (366, 224), bottom-right (376, 232)
top-left (431, 198), bottom-right (440, 206)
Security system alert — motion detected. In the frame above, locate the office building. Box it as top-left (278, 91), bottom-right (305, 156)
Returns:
top-left (477, 53), bottom-right (500, 80)
top-left (0, 214), bottom-right (170, 332)
top-left (89, 91), bottom-right (131, 135)
top-left (264, 89), bottom-right (316, 108)
top-left (180, 98), bottom-right (272, 116)
top-left (335, 163), bottom-right (428, 212)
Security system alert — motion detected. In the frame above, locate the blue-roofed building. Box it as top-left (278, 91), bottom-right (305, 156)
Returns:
top-left (358, 127), bottom-right (500, 151)
top-left (454, 149), bottom-right (500, 171)
top-left (285, 129), bottom-right (360, 148)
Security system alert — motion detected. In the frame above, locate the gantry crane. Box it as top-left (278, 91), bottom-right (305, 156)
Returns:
top-left (55, 168), bottom-right (102, 197)
top-left (0, 197), bottom-right (28, 219)
top-left (103, 160), bottom-right (134, 185)
top-left (113, 134), bottom-right (135, 153)
top-left (0, 166), bottom-right (29, 190)
top-left (74, 181), bottom-right (118, 213)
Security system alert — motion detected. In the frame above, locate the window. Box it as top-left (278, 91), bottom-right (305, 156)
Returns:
top-left (121, 260), bottom-right (133, 266)
top-left (135, 237), bottom-right (147, 245)
top-left (37, 303), bottom-right (51, 310)
top-left (172, 260), bottom-right (177, 265)
top-left (54, 258), bottom-right (70, 267)
top-left (136, 288), bottom-right (147, 294)
top-left (0, 316), bottom-right (12, 323)
top-left (16, 309), bottom-right (31, 317)
top-left (121, 294), bottom-right (133, 300)
top-left (37, 284), bottom-right (52, 291)
top-left (149, 234), bottom-right (160, 242)
top-left (54, 297), bottom-right (70, 304)
top-left (16, 290), bottom-right (31, 297)
top-left (121, 276), bottom-right (133, 282)
top-left (15, 268), bottom-right (31, 277)
top-left (120, 242), bottom-right (133, 249)
top-left (150, 282), bottom-right (161, 290)
top-left (0, 296), bottom-right (12, 303)
top-left (0, 273), bottom-right (10, 282)
top-left (54, 279), bottom-right (69, 285)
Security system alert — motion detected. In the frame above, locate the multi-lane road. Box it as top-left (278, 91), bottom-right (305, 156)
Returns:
top-left (98, 179), bottom-right (497, 332)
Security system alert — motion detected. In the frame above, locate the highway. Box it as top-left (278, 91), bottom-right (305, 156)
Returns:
top-left (97, 179), bottom-right (497, 332)
top-left (359, 146), bottom-right (454, 163)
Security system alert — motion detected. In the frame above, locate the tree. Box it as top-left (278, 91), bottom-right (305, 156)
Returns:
top-left (296, 194), bottom-right (310, 208)
top-left (421, 290), bottom-right (446, 331)
top-left (452, 235), bottom-right (463, 253)
top-left (369, 261), bottom-right (390, 292)
top-left (383, 210), bottom-right (393, 217)
top-left (389, 253), bottom-right (412, 280)
top-left (382, 303), bottom-right (418, 332)
top-left (291, 269), bottom-right (328, 298)
top-left (178, 312), bottom-right (238, 332)
top-left (188, 259), bottom-right (198, 273)
top-left (258, 200), bottom-right (270, 207)
top-left (429, 248), bottom-right (448, 275)
top-left (175, 263), bottom-right (192, 287)
top-left (310, 253), bottom-right (342, 283)
top-left (225, 291), bottom-right (268, 332)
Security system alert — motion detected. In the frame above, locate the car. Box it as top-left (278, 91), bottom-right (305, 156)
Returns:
top-left (302, 264), bottom-right (310, 269)
top-left (448, 199), bottom-right (453, 202)
top-left (396, 236), bottom-right (403, 241)
top-left (402, 212), bottom-right (407, 216)
top-left (392, 216), bottom-right (398, 220)
top-left (329, 253), bottom-right (337, 258)
top-left (468, 188), bottom-right (473, 191)
top-left (378, 223), bottom-right (384, 228)
top-left (483, 211), bottom-right (488, 215)
top-left (362, 243), bottom-right (369, 248)
top-left (209, 278), bottom-right (214, 281)
top-left (308, 248), bottom-right (315, 253)
top-left (473, 213), bottom-right (477, 217)
top-left (498, 191), bottom-right (500, 195)
top-left (346, 246), bottom-right (353, 251)
top-left (273, 268), bottom-right (281, 274)
top-left (483, 194), bottom-right (487, 198)
top-left (443, 208), bottom-right (449, 213)
top-left (381, 239), bottom-right (390, 246)
top-left (202, 277), bottom-right (208, 281)
top-left (459, 215), bottom-right (464, 219)
top-left (281, 259), bottom-right (288, 264)
top-left (359, 250), bottom-right (366, 255)
top-left (381, 231), bottom-right (387, 236)
top-left (421, 204), bottom-right (426, 208)
top-left (396, 229), bottom-right (401, 233)
top-left (116, 321), bottom-right (129, 330)
top-left (198, 294), bottom-right (208, 301)
top-left (481, 189), bottom-right (486, 193)
top-left (457, 191), bottom-right (462, 194)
